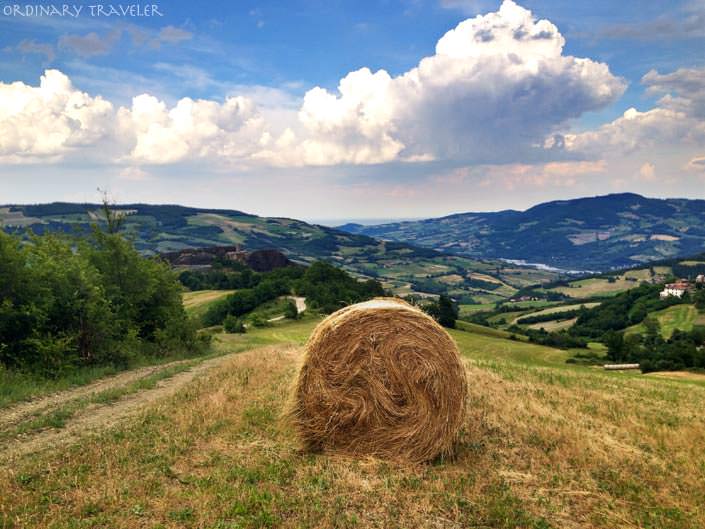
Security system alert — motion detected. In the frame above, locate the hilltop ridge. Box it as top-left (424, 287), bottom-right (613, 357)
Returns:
top-left (338, 193), bottom-right (705, 270)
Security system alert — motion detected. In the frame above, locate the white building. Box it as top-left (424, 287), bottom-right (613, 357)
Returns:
top-left (660, 281), bottom-right (691, 298)
top-left (696, 274), bottom-right (705, 284)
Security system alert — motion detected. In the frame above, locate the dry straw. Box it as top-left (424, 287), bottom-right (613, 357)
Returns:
top-left (288, 298), bottom-right (467, 462)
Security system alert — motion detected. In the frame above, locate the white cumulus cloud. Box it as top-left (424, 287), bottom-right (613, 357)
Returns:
top-left (0, 1), bottom-right (626, 169)
top-left (116, 94), bottom-right (266, 164)
top-left (284, 0), bottom-right (625, 166)
top-left (0, 70), bottom-right (113, 163)
top-left (561, 66), bottom-right (705, 158)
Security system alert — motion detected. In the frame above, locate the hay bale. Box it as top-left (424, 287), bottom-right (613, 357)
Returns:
top-left (289, 298), bottom-right (467, 462)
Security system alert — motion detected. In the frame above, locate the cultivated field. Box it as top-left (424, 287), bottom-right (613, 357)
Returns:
top-left (511, 302), bottom-right (601, 324)
top-left (183, 290), bottom-right (236, 319)
top-left (2, 319), bottom-right (705, 528)
top-left (547, 276), bottom-right (640, 298)
top-left (625, 304), bottom-right (705, 339)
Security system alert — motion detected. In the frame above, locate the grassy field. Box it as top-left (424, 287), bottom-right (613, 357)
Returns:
top-left (625, 304), bottom-right (705, 339)
top-left (544, 266), bottom-right (675, 300)
top-left (458, 303), bottom-right (497, 317)
top-left (547, 277), bottom-right (639, 298)
top-left (2, 317), bottom-right (705, 528)
top-left (527, 317), bottom-right (578, 332)
top-left (455, 320), bottom-right (529, 342)
top-left (512, 302), bottom-right (600, 324)
top-left (183, 290), bottom-right (236, 319)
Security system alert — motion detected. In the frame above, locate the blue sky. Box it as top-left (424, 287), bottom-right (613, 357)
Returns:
top-left (0, 0), bottom-right (704, 219)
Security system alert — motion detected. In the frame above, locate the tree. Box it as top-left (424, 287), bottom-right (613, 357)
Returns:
top-left (643, 316), bottom-right (661, 341)
top-left (98, 188), bottom-right (126, 234)
top-left (0, 227), bottom-right (204, 376)
top-left (425, 295), bottom-right (458, 328)
top-left (694, 288), bottom-right (705, 311)
top-left (604, 331), bottom-right (625, 361)
top-left (284, 299), bottom-right (299, 320)
top-left (223, 315), bottom-right (245, 333)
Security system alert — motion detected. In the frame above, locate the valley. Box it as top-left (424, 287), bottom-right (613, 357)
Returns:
top-left (0, 202), bottom-right (560, 305)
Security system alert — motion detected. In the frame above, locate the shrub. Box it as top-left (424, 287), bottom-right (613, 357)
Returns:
top-left (0, 229), bottom-right (204, 377)
top-left (284, 300), bottom-right (299, 320)
top-left (223, 315), bottom-right (246, 333)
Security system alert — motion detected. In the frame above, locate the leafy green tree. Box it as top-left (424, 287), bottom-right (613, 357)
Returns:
top-left (0, 226), bottom-right (205, 377)
top-left (295, 261), bottom-right (384, 313)
top-left (425, 295), bottom-right (458, 329)
top-left (223, 315), bottom-right (245, 333)
top-left (250, 315), bottom-right (270, 328)
top-left (643, 316), bottom-right (661, 341)
top-left (605, 331), bottom-right (625, 362)
top-left (695, 288), bottom-right (705, 311)
top-left (284, 299), bottom-right (299, 320)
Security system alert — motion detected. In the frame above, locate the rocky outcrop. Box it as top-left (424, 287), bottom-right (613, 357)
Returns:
top-left (243, 249), bottom-right (292, 272)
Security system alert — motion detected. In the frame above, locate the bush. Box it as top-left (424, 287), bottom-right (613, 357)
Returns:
top-left (250, 315), bottom-right (270, 328)
top-left (197, 260), bottom-right (384, 325)
top-left (0, 229), bottom-right (204, 377)
top-left (284, 300), bottom-right (299, 320)
top-left (424, 295), bottom-right (458, 329)
top-left (223, 315), bottom-right (246, 333)
top-left (295, 261), bottom-right (385, 314)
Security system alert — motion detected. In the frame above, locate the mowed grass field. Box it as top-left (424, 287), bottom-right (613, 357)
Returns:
top-left (512, 302), bottom-right (601, 324)
top-left (547, 277), bottom-right (637, 298)
top-left (183, 290), bottom-right (236, 320)
top-left (625, 304), bottom-right (705, 339)
top-left (2, 317), bottom-right (705, 528)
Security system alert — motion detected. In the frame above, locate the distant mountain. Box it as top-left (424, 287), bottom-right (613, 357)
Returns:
top-left (338, 193), bottom-right (705, 271)
top-left (0, 202), bottom-right (436, 261)
top-left (0, 202), bottom-right (559, 302)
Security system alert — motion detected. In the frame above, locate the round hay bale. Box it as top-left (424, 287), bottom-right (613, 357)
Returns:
top-left (289, 297), bottom-right (467, 462)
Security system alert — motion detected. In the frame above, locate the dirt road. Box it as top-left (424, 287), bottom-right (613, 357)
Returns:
top-left (0, 348), bottom-right (271, 463)
top-left (268, 296), bottom-right (307, 322)
top-left (0, 361), bottom-right (192, 432)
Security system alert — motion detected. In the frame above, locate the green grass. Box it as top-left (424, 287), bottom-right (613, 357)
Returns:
top-left (182, 290), bottom-right (235, 320)
top-left (458, 303), bottom-right (497, 316)
top-left (547, 276), bottom-right (639, 299)
top-left (0, 347), bottom-right (216, 410)
top-left (455, 320), bottom-right (528, 342)
top-left (5, 316), bottom-right (705, 528)
top-left (1, 363), bottom-right (199, 442)
top-left (513, 302), bottom-right (600, 322)
top-left (450, 326), bottom-right (570, 367)
top-left (487, 310), bottom-right (528, 326)
top-left (0, 364), bottom-right (122, 409)
top-left (504, 300), bottom-right (560, 310)
top-left (213, 314), bottom-right (319, 353)
top-left (625, 304), bottom-right (705, 339)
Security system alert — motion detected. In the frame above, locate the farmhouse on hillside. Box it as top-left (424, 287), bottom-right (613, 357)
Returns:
top-left (660, 280), bottom-right (693, 299)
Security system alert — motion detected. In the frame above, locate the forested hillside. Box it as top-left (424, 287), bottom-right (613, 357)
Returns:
top-left (340, 193), bottom-right (705, 270)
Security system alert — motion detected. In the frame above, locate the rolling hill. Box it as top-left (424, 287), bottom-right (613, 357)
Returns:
top-left (338, 193), bottom-right (705, 271)
top-left (0, 202), bottom-right (557, 302)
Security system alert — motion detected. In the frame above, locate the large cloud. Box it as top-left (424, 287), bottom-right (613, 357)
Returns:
top-left (0, 1), bottom-right (625, 167)
top-left (562, 66), bottom-right (705, 157)
top-left (116, 94), bottom-right (265, 164)
top-left (0, 70), bottom-right (113, 163)
top-left (289, 0), bottom-right (625, 165)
